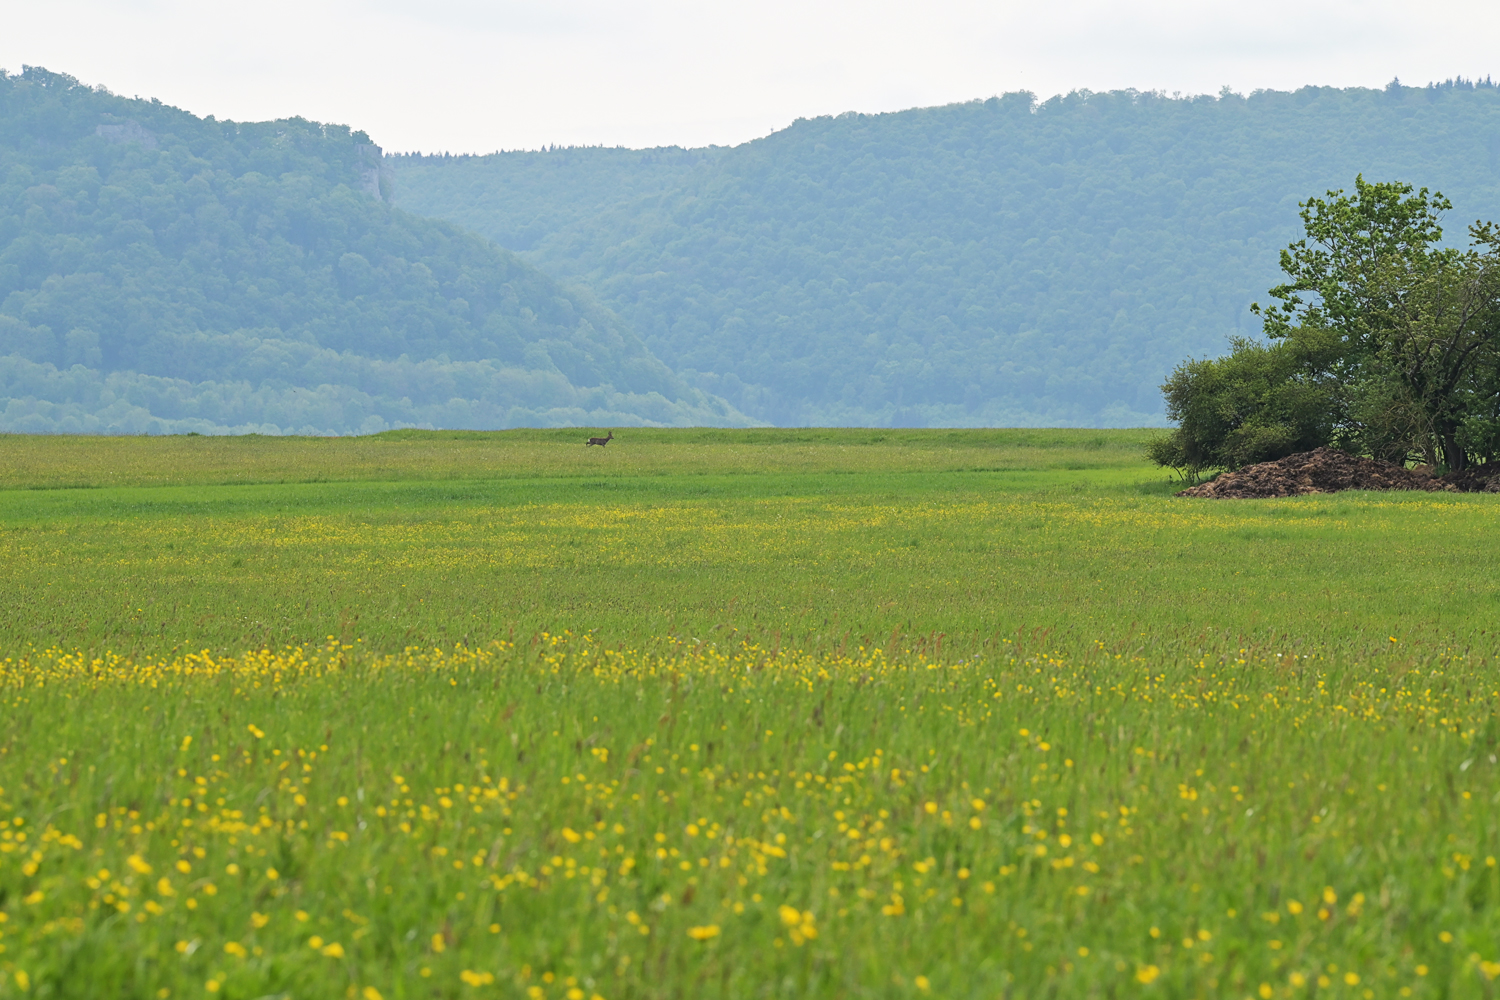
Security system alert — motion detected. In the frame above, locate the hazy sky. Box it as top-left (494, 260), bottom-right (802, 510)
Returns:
top-left (5, 0), bottom-right (1498, 153)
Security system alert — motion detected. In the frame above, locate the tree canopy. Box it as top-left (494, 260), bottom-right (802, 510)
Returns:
top-left (1150, 178), bottom-right (1500, 476)
top-left (0, 67), bottom-right (745, 434)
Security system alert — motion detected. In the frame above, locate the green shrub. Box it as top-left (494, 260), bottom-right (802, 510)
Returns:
top-left (1149, 327), bottom-right (1344, 475)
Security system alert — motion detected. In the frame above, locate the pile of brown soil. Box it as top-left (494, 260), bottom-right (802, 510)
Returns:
top-left (1435, 464), bottom-right (1500, 493)
top-left (1176, 447), bottom-right (1500, 498)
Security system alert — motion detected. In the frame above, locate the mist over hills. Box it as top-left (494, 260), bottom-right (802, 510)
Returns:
top-left (393, 81), bottom-right (1500, 427)
top-left (0, 67), bottom-right (747, 435)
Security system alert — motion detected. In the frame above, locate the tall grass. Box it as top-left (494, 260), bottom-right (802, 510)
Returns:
top-left (3, 635), bottom-right (1497, 998)
top-left (1, 431), bottom-right (1497, 997)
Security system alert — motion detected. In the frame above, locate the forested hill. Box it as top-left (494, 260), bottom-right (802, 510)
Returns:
top-left (393, 82), bottom-right (1500, 427)
top-left (0, 67), bottom-right (747, 434)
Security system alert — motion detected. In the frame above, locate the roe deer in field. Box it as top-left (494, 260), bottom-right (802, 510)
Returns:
top-left (586, 430), bottom-right (614, 447)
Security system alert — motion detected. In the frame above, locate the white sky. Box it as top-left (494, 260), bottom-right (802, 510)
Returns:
top-left (4, 0), bottom-right (1499, 153)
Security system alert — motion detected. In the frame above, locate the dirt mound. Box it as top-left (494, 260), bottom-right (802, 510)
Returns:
top-left (1435, 464), bottom-right (1500, 494)
top-left (1177, 447), bottom-right (1464, 498)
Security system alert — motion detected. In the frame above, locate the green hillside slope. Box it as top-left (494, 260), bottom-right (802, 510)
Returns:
top-left (392, 82), bottom-right (1500, 427)
top-left (387, 146), bottom-right (718, 253)
top-left (0, 67), bottom-right (749, 434)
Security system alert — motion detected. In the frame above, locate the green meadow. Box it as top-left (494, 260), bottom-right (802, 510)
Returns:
top-left (3, 428), bottom-right (1499, 657)
top-left (0, 430), bottom-right (1497, 999)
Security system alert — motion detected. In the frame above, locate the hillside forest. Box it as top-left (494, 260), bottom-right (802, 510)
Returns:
top-left (5, 67), bottom-right (1500, 434)
top-left (0, 67), bottom-right (746, 435)
top-left (393, 80), bottom-right (1500, 428)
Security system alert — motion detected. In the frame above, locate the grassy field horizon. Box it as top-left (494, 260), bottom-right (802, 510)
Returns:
top-left (0, 428), bottom-right (1164, 491)
top-left (3, 428), bottom-right (1498, 661)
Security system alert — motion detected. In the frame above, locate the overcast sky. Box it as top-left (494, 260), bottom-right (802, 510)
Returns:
top-left (4, 0), bottom-right (1498, 153)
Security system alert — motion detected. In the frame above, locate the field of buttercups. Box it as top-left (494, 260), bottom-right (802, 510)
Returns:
top-left (4, 429), bottom-right (1500, 999)
top-left (2, 634), bottom-right (1497, 998)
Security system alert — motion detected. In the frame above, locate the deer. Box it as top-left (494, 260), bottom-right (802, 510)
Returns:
top-left (585, 430), bottom-right (614, 447)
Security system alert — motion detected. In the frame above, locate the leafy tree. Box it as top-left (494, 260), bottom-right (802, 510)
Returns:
top-left (1148, 326), bottom-right (1344, 479)
top-left (1364, 229), bottom-right (1500, 468)
top-left (1255, 176), bottom-right (1452, 348)
top-left (1155, 179), bottom-right (1500, 474)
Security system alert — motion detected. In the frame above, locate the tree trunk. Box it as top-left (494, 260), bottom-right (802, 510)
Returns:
top-left (1442, 433), bottom-right (1466, 472)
